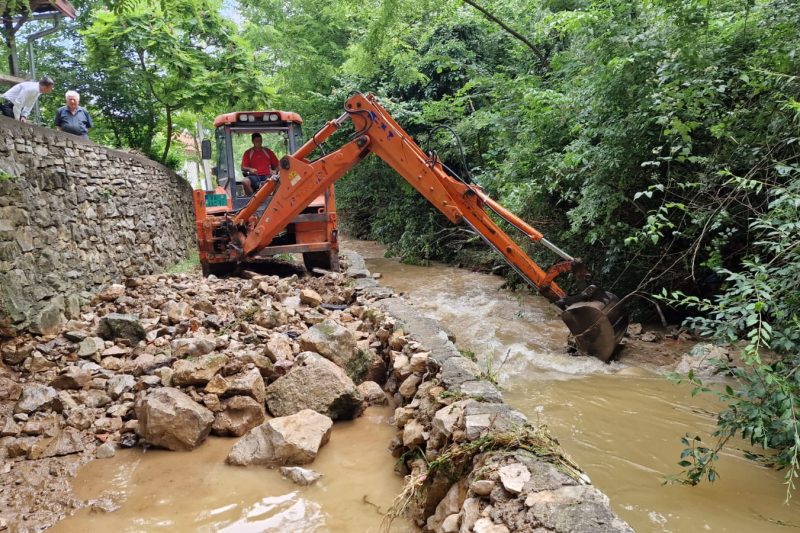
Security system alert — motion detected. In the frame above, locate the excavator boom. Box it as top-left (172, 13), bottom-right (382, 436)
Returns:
top-left (199, 93), bottom-right (628, 361)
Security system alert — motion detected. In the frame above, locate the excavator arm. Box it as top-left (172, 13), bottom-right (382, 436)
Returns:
top-left (219, 93), bottom-right (628, 361)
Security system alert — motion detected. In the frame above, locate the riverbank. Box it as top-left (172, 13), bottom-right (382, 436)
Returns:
top-left (346, 239), bottom-right (800, 532)
top-left (0, 251), bottom-right (634, 532)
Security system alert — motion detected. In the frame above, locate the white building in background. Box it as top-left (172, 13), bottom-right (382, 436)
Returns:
top-left (175, 129), bottom-right (208, 190)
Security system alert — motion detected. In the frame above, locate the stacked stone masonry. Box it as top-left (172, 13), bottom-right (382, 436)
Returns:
top-left (0, 119), bottom-right (195, 337)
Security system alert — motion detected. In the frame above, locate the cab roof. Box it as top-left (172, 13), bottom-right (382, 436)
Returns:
top-left (213, 110), bottom-right (303, 128)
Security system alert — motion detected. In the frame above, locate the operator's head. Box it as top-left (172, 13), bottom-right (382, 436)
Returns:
top-left (65, 90), bottom-right (80, 111)
top-left (251, 132), bottom-right (263, 147)
top-left (38, 76), bottom-right (54, 94)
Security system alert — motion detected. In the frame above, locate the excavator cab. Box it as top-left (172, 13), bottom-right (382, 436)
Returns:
top-left (194, 111), bottom-right (340, 275)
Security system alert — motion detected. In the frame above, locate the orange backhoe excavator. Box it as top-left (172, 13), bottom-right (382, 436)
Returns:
top-left (193, 92), bottom-right (628, 362)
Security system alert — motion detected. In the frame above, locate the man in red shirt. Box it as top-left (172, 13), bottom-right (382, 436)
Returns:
top-left (241, 132), bottom-right (279, 195)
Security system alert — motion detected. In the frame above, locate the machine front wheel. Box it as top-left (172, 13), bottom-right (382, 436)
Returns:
top-left (201, 260), bottom-right (237, 277)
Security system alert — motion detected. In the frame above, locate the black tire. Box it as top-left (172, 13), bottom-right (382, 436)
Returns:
top-left (201, 260), bottom-right (237, 277)
top-left (303, 251), bottom-right (339, 272)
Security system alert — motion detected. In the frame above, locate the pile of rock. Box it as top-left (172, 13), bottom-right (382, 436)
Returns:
top-left (1, 250), bottom-right (633, 532)
top-left (0, 264), bottom-right (397, 529)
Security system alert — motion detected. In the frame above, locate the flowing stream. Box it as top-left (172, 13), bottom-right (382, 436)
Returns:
top-left (345, 239), bottom-right (800, 532)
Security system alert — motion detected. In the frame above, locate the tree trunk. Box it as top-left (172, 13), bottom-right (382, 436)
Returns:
top-left (161, 105), bottom-right (172, 164)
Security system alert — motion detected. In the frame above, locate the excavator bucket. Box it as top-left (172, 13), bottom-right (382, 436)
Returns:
top-left (560, 287), bottom-right (628, 362)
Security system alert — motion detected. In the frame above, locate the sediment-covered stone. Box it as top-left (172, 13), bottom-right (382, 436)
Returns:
top-left (265, 352), bottom-right (363, 420)
top-left (226, 409), bottom-right (332, 466)
top-left (135, 387), bottom-right (214, 451)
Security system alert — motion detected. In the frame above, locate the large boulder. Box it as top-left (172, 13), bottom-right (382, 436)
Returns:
top-left (14, 384), bottom-right (59, 414)
top-left (265, 352), bottom-right (363, 420)
top-left (212, 396), bottom-right (267, 437)
top-left (135, 387), bottom-right (214, 451)
top-left (226, 409), bottom-right (332, 467)
top-left (97, 313), bottom-right (146, 343)
top-left (171, 353), bottom-right (228, 386)
top-left (299, 320), bottom-right (358, 369)
top-left (224, 368), bottom-right (266, 404)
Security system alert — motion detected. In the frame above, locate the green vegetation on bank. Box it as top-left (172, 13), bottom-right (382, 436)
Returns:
top-left (3, 0), bottom-right (798, 497)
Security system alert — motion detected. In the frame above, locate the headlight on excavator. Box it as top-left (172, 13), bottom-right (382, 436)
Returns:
top-left (269, 113), bottom-right (279, 122)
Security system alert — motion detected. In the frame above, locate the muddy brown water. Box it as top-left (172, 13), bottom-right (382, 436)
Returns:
top-left (51, 406), bottom-right (413, 532)
top-left (52, 240), bottom-right (800, 532)
top-left (345, 239), bottom-right (800, 532)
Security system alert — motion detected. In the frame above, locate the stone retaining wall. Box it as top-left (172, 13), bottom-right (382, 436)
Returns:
top-left (0, 119), bottom-right (196, 337)
top-left (343, 250), bottom-right (633, 532)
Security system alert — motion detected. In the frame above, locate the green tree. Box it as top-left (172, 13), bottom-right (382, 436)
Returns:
top-left (82, 0), bottom-right (264, 163)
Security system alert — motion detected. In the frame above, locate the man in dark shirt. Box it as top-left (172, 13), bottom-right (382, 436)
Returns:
top-left (54, 90), bottom-right (93, 138)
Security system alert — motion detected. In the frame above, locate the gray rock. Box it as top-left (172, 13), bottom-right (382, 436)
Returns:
top-left (459, 380), bottom-right (503, 403)
top-left (357, 381), bottom-right (387, 406)
top-left (29, 427), bottom-right (85, 459)
top-left (263, 334), bottom-right (294, 362)
top-left (28, 298), bottom-right (66, 336)
top-left (107, 374), bottom-right (136, 399)
top-left (463, 404), bottom-right (526, 440)
top-left (14, 384), bottom-right (58, 414)
top-left (135, 387), bottom-right (214, 451)
top-left (96, 441), bottom-right (116, 459)
top-left (66, 408), bottom-right (94, 430)
top-left (79, 389), bottom-right (112, 408)
top-left (461, 497), bottom-right (480, 533)
top-left (77, 337), bottom-right (105, 359)
top-left (50, 366), bottom-right (92, 390)
top-left (212, 395), bottom-right (266, 437)
top-left (172, 353), bottom-right (228, 386)
top-left (97, 313), bottom-right (146, 343)
top-left (224, 368), bottom-right (266, 404)
top-left (64, 330), bottom-right (89, 342)
top-left (299, 320), bottom-right (358, 369)
top-left (0, 377), bottom-right (22, 401)
top-left (299, 289), bottom-right (322, 307)
top-left (171, 337), bottom-right (215, 358)
top-left (227, 409), bottom-right (332, 467)
top-left (280, 466), bottom-right (322, 486)
top-left (441, 357), bottom-right (482, 388)
top-left (499, 463), bottom-right (530, 494)
top-left (522, 484), bottom-right (635, 533)
top-left (265, 352), bottom-right (363, 420)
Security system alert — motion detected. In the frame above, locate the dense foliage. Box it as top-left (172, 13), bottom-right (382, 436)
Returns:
top-left (2, 0), bottom-right (798, 495)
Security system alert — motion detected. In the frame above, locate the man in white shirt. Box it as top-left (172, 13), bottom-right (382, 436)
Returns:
top-left (1, 76), bottom-right (55, 122)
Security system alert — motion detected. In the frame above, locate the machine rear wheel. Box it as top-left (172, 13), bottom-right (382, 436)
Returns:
top-left (201, 260), bottom-right (237, 277)
top-left (303, 251), bottom-right (339, 272)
